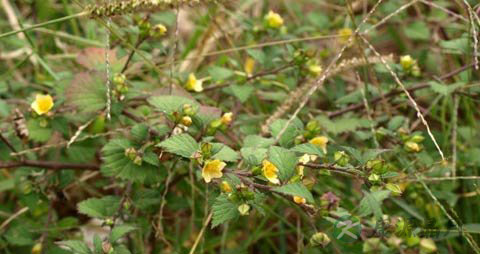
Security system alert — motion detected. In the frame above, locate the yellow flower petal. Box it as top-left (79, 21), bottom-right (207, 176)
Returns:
top-left (265, 10), bottom-right (284, 28)
top-left (244, 57), bottom-right (256, 76)
top-left (262, 160), bottom-right (280, 184)
top-left (293, 196), bottom-right (306, 204)
top-left (186, 73), bottom-right (203, 92)
top-left (202, 159), bottom-right (226, 183)
top-left (31, 94), bottom-right (54, 115)
top-left (220, 112), bottom-right (233, 125)
top-left (309, 136), bottom-right (329, 154)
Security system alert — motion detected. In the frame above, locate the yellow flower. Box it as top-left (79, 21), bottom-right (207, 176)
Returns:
top-left (297, 154), bottom-right (313, 178)
top-left (185, 73), bottom-right (203, 92)
top-left (244, 57), bottom-right (256, 76)
top-left (265, 10), bottom-right (284, 28)
top-left (31, 94), bottom-right (54, 115)
top-left (220, 181), bottom-right (232, 193)
top-left (308, 64), bottom-right (323, 77)
top-left (31, 243), bottom-right (42, 254)
top-left (338, 28), bottom-right (353, 43)
top-left (400, 55), bottom-right (415, 70)
top-left (151, 24), bottom-right (167, 37)
top-left (202, 159), bottom-right (226, 183)
top-left (293, 196), bottom-right (306, 204)
top-left (220, 112), bottom-right (233, 125)
top-left (309, 136), bottom-right (329, 154)
top-left (404, 141), bottom-right (421, 153)
top-left (262, 160), bottom-right (280, 184)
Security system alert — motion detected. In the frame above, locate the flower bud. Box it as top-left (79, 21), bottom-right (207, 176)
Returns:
top-left (220, 112), bottom-right (233, 125)
top-left (113, 73), bottom-right (126, 86)
top-left (220, 181), bottom-right (232, 193)
top-left (404, 141), bottom-right (421, 153)
top-left (293, 196), bottom-right (306, 204)
top-left (238, 204), bottom-right (250, 216)
top-left (366, 159), bottom-right (385, 174)
top-left (309, 232), bottom-right (330, 247)
top-left (133, 155), bottom-right (143, 166)
top-left (181, 116), bottom-right (193, 127)
top-left (124, 147), bottom-right (137, 160)
top-left (183, 104), bottom-right (196, 116)
top-left (334, 151), bottom-right (349, 166)
top-left (410, 135), bottom-right (425, 143)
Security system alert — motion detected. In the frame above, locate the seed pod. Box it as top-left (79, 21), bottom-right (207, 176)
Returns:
top-left (13, 109), bottom-right (29, 142)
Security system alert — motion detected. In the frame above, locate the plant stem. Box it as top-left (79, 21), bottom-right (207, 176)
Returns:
top-left (0, 11), bottom-right (88, 39)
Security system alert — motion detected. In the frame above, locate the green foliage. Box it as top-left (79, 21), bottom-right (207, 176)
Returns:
top-left (211, 194), bottom-right (239, 228)
top-left (77, 196), bottom-right (121, 218)
top-left (268, 146), bottom-right (298, 181)
top-left (157, 133), bottom-right (199, 158)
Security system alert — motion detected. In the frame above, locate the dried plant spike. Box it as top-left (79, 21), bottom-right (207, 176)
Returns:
top-left (86, 0), bottom-right (231, 18)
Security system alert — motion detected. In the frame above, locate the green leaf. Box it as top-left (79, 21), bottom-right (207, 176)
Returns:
top-left (439, 36), bottom-right (469, 54)
top-left (211, 194), bottom-right (239, 228)
top-left (241, 147), bottom-right (267, 166)
top-left (358, 190), bottom-right (390, 219)
top-left (93, 235), bottom-right (102, 254)
top-left (211, 143), bottom-right (239, 162)
top-left (246, 49), bottom-right (266, 65)
top-left (77, 196), bottom-right (121, 218)
top-left (268, 146), bottom-right (298, 181)
top-left (57, 240), bottom-right (92, 254)
top-left (429, 81), bottom-right (464, 96)
top-left (270, 118), bottom-right (303, 148)
top-left (110, 225), bottom-right (137, 242)
top-left (102, 139), bottom-right (162, 183)
top-left (387, 116), bottom-right (405, 130)
top-left (27, 119), bottom-right (52, 142)
top-left (403, 21), bottom-right (430, 41)
top-left (229, 84), bottom-right (255, 103)
top-left (0, 99), bottom-right (10, 117)
top-left (130, 124), bottom-right (149, 143)
top-left (208, 66), bottom-right (234, 81)
top-left (385, 183), bottom-right (402, 195)
top-left (243, 135), bottom-right (274, 148)
top-left (66, 72), bottom-right (106, 114)
top-left (273, 183), bottom-right (314, 203)
top-left (157, 133), bottom-right (199, 158)
top-left (291, 143), bottom-right (324, 157)
top-left (148, 95), bottom-right (198, 115)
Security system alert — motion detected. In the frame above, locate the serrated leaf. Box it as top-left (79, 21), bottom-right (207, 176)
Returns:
top-left (230, 84), bottom-right (255, 103)
top-left (211, 143), bottom-right (239, 162)
top-left (130, 124), bottom-right (149, 143)
top-left (110, 225), bottom-right (137, 242)
top-left (211, 194), bottom-right (239, 228)
top-left (429, 81), bottom-right (464, 96)
top-left (358, 190), bottom-right (390, 219)
top-left (148, 95), bottom-right (198, 115)
top-left (27, 119), bottom-right (52, 142)
top-left (241, 147), bottom-right (267, 166)
top-left (102, 139), bottom-right (162, 183)
top-left (243, 135), bottom-right (275, 148)
top-left (77, 196), bottom-right (121, 218)
top-left (385, 183), bottom-right (402, 195)
top-left (157, 134), bottom-right (199, 158)
top-left (268, 146), bottom-right (298, 181)
top-left (66, 72), bottom-right (106, 113)
top-left (291, 143), bottom-right (324, 157)
top-left (208, 66), bottom-right (234, 81)
top-left (57, 240), bottom-right (92, 254)
top-left (273, 183), bottom-right (314, 203)
top-left (270, 118), bottom-right (303, 148)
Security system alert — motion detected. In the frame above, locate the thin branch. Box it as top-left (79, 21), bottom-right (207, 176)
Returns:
top-left (0, 160), bottom-right (100, 171)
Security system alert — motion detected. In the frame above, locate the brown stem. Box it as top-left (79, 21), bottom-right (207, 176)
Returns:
top-left (0, 160), bottom-right (100, 170)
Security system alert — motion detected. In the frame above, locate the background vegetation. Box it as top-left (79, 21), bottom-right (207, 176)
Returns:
top-left (1, 0), bottom-right (480, 253)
